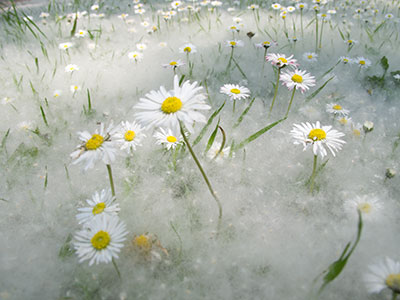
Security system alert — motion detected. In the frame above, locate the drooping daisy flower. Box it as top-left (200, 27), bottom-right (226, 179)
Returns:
top-left (280, 69), bottom-right (316, 93)
top-left (58, 42), bottom-right (73, 50)
top-left (179, 43), bottom-right (197, 54)
top-left (206, 142), bottom-right (232, 163)
top-left (337, 116), bottom-right (352, 126)
top-left (74, 214), bottom-right (128, 265)
top-left (162, 59), bottom-right (185, 69)
top-left (70, 123), bottom-right (117, 171)
top-left (128, 51), bottom-right (144, 62)
top-left (112, 121), bottom-right (146, 154)
top-left (153, 127), bottom-right (183, 150)
top-left (290, 121), bottom-right (346, 158)
top-left (344, 195), bottom-right (383, 220)
top-left (364, 257), bottom-right (400, 294)
top-left (226, 39), bottom-right (244, 48)
top-left (65, 64), bottom-right (79, 73)
top-left (266, 53), bottom-right (298, 68)
top-left (134, 75), bottom-right (210, 132)
top-left (76, 189), bottom-right (120, 225)
top-left (354, 57), bottom-right (371, 68)
top-left (303, 52), bottom-right (318, 62)
top-left (220, 84), bottom-right (250, 101)
top-left (326, 103), bottom-right (350, 117)
top-left (339, 56), bottom-right (352, 64)
top-left (344, 39), bottom-right (358, 46)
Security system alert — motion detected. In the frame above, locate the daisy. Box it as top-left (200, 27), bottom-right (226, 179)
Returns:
top-left (206, 142), bottom-right (232, 163)
top-left (290, 121), bottom-right (346, 158)
top-left (53, 90), bottom-right (62, 98)
top-left (354, 57), bottom-right (371, 68)
top-left (344, 195), bottom-right (383, 220)
top-left (70, 85), bottom-right (81, 94)
top-left (266, 53), bottom-right (298, 68)
top-left (134, 75), bottom-right (210, 133)
top-left (112, 121), bottom-right (146, 154)
top-left (337, 116), bottom-right (352, 126)
top-left (271, 3), bottom-right (281, 10)
top-left (280, 69), bottom-right (316, 93)
top-left (70, 123), bottom-right (117, 171)
top-left (339, 56), bottom-right (352, 64)
top-left (345, 39), bottom-right (358, 46)
top-left (65, 64), bottom-right (79, 73)
top-left (76, 189), bottom-right (120, 225)
top-left (226, 39), bottom-right (244, 48)
top-left (326, 103), bottom-right (350, 117)
top-left (74, 214), bottom-right (128, 265)
top-left (303, 52), bottom-right (318, 62)
top-left (118, 13), bottom-right (129, 20)
top-left (58, 42), bottom-right (73, 50)
top-left (351, 122), bottom-right (362, 137)
top-left (162, 59), bottom-right (185, 69)
top-left (220, 84), bottom-right (250, 100)
top-left (255, 41), bottom-right (273, 50)
top-left (296, 3), bottom-right (308, 10)
top-left (153, 127), bottom-right (183, 150)
top-left (75, 29), bottom-right (87, 38)
top-left (136, 43), bottom-right (147, 51)
top-left (128, 51), bottom-right (144, 62)
top-left (364, 257), bottom-right (400, 294)
top-left (179, 43), bottom-right (197, 54)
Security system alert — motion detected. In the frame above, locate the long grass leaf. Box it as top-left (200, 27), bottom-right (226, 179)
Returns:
top-left (193, 101), bottom-right (225, 146)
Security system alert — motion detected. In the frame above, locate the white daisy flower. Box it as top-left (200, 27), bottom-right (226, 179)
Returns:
top-left (136, 43), bottom-right (147, 51)
top-left (112, 121), bottom-right (146, 154)
top-left (91, 4), bottom-right (99, 11)
top-left (354, 57), bottom-right (371, 68)
top-left (303, 52), bottom-right (318, 62)
top-left (128, 51), bottom-right (143, 62)
top-left (75, 29), bottom-right (87, 38)
top-left (220, 84), bottom-right (250, 100)
top-left (344, 195), bottom-right (383, 220)
top-left (206, 142), bottom-right (232, 163)
top-left (345, 39), bottom-right (358, 46)
top-left (364, 257), bottom-right (400, 294)
top-left (255, 40), bottom-right (274, 49)
top-left (59, 42), bottom-right (73, 50)
top-left (337, 116), bottom-right (352, 126)
top-left (290, 121), bottom-right (346, 158)
top-left (226, 39), bottom-right (244, 48)
top-left (65, 64), bottom-right (79, 73)
top-left (134, 75), bottom-right (210, 133)
top-left (1, 96), bottom-right (14, 105)
top-left (70, 85), bottom-right (81, 94)
top-left (18, 121), bottom-right (34, 131)
top-left (53, 90), bottom-right (62, 98)
top-left (317, 13), bottom-right (331, 21)
top-left (153, 127), bottom-right (183, 150)
top-left (339, 56), bottom-right (352, 64)
top-left (326, 103), bottom-right (350, 117)
top-left (271, 3), bottom-right (281, 10)
top-left (76, 189), bottom-right (120, 225)
top-left (70, 123), bottom-right (117, 171)
top-left (296, 3), bottom-right (308, 10)
top-left (162, 59), bottom-right (185, 69)
top-left (74, 214), bottom-right (128, 265)
top-left (280, 69), bottom-right (316, 93)
top-left (179, 43), bottom-right (197, 54)
top-left (118, 13), bottom-right (129, 20)
top-left (266, 53), bottom-right (298, 68)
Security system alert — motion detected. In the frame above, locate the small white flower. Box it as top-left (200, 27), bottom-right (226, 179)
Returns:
top-left (18, 121), bottom-right (34, 131)
top-left (220, 84), bottom-right (250, 100)
top-left (70, 85), bottom-right (81, 93)
top-left (128, 51), bottom-right (143, 62)
top-left (136, 43), bottom-right (147, 51)
top-left (76, 189), bottom-right (120, 225)
top-left (303, 52), bottom-right (318, 62)
top-left (354, 57), bottom-right (371, 68)
top-left (290, 121), bottom-right (346, 158)
top-left (364, 257), bottom-right (400, 294)
top-left (206, 142), bottom-right (232, 163)
top-left (266, 53), bottom-right (298, 68)
top-left (280, 69), bottom-right (316, 93)
top-left (153, 127), bottom-right (182, 150)
top-left (326, 103), bottom-right (350, 117)
top-left (162, 59), bottom-right (185, 69)
top-left (1, 97), bottom-right (14, 105)
top-left (75, 29), bottom-right (87, 38)
top-left (59, 42), bottom-right (73, 50)
top-left (74, 214), bottom-right (128, 265)
top-left (344, 195), bottom-right (383, 220)
top-left (271, 3), bottom-right (281, 10)
top-left (53, 90), bottom-right (62, 98)
top-left (65, 64), bottom-right (79, 73)
top-left (112, 121), bottom-right (146, 154)
top-left (339, 56), bottom-right (352, 64)
top-left (226, 39), bottom-right (244, 48)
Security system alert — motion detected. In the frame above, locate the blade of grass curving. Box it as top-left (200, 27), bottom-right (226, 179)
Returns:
top-left (193, 100), bottom-right (225, 146)
top-left (204, 118), bottom-right (220, 154)
top-left (40, 106), bottom-right (48, 126)
top-left (235, 117), bottom-right (286, 151)
top-left (233, 97), bottom-right (256, 128)
top-left (305, 76), bottom-right (334, 102)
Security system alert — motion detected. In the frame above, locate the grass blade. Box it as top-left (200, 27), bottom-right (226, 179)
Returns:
top-left (305, 76), bottom-right (335, 102)
top-left (233, 97), bottom-right (256, 128)
top-left (193, 101), bottom-right (225, 146)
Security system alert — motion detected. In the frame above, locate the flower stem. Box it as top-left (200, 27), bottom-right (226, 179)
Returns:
top-left (226, 47), bottom-right (234, 71)
top-left (112, 257), bottom-right (121, 279)
top-left (300, 10), bottom-right (304, 38)
top-left (179, 122), bottom-right (222, 233)
top-left (392, 292), bottom-right (398, 300)
top-left (269, 67), bottom-right (281, 116)
top-left (285, 87), bottom-right (296, 118)
top-left (315, 12), bottom-right (319, 53)
top-left (319, 20), bottom-right (324, 49)
top-left (106, 164), bottom-right (116, 197)
top-left (310, 155), bottom-right (318, 194)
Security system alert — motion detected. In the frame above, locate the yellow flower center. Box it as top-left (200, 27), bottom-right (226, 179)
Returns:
top-left (230, 41), bottom-right (236, 46)
top-left (333, 104), bottom-right (342, 110)
top-left (308, 128), bottom-right (326, 141)
top-left (357, 202), bottom-right (371, 214)
top-left (92, 202), bottom-right (106, 215)
top-left (64, 44), bottom-right (68, 48)
top-left (167, 136), bottom-right (177, 143)
top-left (263, 41), bottom-right (270, 45)
top-left (339, 118), bottom-right (348, 125)
top-left (386, 274), bottom-right (400, 292)
top-left (85, 134), bottom-right (104, 150)
top-left (124, 130), bottom-right (136, 141)
top-left (91, 230), bottom-right (110, 250)
top-left (161, 96), bottom-right (183, 114)
top-left (343, 58), bottom-right (349, 63)
top-left (230, 88), bottom-right (241, 94)
top-left (134, 235), bottom-right (151, 250)
top-left (278, 57), bottom-right (288, 63)
top-left (321, 13), bottom-right (327, 17)
top-left (291, 74), bottom-right (303, 83)
top-left (353, 129), bottom-right (361, 136)
top-left (184, 47), bottom-right (191, 52)
top-left (170, 61), bottom-right (177, 66)
top-left (307, 55), bottom-right (313, 59)
top-left (359, 60), bottom-right (366, 65)
top-left (70, 67), bottom-right (74, 71)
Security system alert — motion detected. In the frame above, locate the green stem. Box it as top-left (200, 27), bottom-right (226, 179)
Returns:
top-left (392, 292), bottom-right (398, 300)
top-left (179, 122), bottom-right (222, 233)
top-left (106, 164), bottom-right (116, 197)
top-left (233, 99), bottom-right (236, 113)
top-left (226, 47), bottom-right (234, 71)
top-left (315, 13), bottom-right (319, 53)
top-left (319, 20), bottom-right (324, 49)
top-left (112, 258), bottom-right (121, 279)
top-left (269, 67), bottom-right (281, 116)
top-left (285, 87), bottom-right (296, 118)
top-left (300, 9), bottom-right (304, 38)
top-left (310, 155), bottom-right (318, 194)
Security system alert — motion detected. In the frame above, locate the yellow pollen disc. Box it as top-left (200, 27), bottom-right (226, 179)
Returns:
top-left (230, 88), bottom-right (241, 94)
top-left (230, 41), bottom-right (236, 46)
top-left (339, 118), bottom-right (348, 125)
top-left (353, 129), bottom-right (361, 136)
top-left (91, 231), bottom-right (110, 250)
top-left (54, 93), bottom-right (59, 97)
top-left (161, 96), bottom-right (183, 114)
top-left (357, 202), bottom-right (372, 214)
top-left (343, 59), bottom-right (349, 62)
top-left (184, 47), bottom-right (191, 52)
top-left (134, 235), bottom-right (151, 250)
top-left (300, 4), bottom-right (304, 8)
top-left (170, 61), bottom-right (177, 66)
top-left (85, 134), bottom-right (104, 150)
top-left (74, 86), bottom-right (78, 90)
top-left (386, 274), bottom-right (400, 291)
top-left (322, 14), bottom-right (327, 17)
top-left (64, 45), bottom-right (68, 48)
top-left (308, 128), bottom-right (326, 141)
top-left (359, 60), bottom-right (366, 65)
top-left (167, 136), bottom-right (177, 143)
top-left (124, 130), bottom-right (136, 141)
top-left (333, 104), bottom-right (342, 110)
top-left (92, 202), bottom-right (106, 215)
top-left (291, 74), bottom-right (303, 83)
top-left (278, 57), bottom-right (288, 63)
top-left (263, 41), bottom-right (270, 45)
top-left (70, 67), bottom-right (74, 71)
top-left (307, 55), bottom-right (313, 59)
top-left (348, 40), bottom-right (353, 43)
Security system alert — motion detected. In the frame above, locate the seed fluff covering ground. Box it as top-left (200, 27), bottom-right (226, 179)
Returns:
top-left (0, 0), bottom-right (400, 299)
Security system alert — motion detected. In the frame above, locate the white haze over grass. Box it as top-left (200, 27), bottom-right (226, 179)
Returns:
top-left (0, 0), bottom-right (400, 299)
